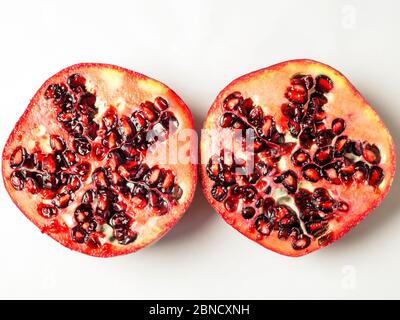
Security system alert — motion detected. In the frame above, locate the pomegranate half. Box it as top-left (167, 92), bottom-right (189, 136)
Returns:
top-left (2, 63), bottom-right (197, 257)
top-left (201, 59), bottom-right (395, 257)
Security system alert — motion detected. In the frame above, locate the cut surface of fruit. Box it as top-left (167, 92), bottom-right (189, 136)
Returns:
top-left (200, 59), bottom-right (395, 257)
top-left (3, 63), bottom-right (197, 257)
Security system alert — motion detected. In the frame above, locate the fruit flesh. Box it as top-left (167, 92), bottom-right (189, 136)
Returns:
top-left (2, 63), bottom-right (197, 257)
top-left (201, 59), bottom-right (395, 256)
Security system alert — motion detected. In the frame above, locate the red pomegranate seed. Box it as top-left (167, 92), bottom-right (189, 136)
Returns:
top-left (314, 146), bottom-right (333, 166)
top-left (291, 149), bottom-right (310, 167)
top-left (92, 168), bottom-right (109, 188)
top-left (42, 154), bottom-right (57, 174)
top-left (50, 135), bottom-right (66, 152)
top-left (141, 101), bottom-right (158, 122)
top-left (52, 191), bottom-right (73, 208)
top-left (292, 234), bottom-right (311, 250)
top-left (363, 143), bottom-right (381, 164)
top-left (334, 135), bottom-right (348, 157)
top-left (315, 75), bottom-right (334, 93)
top-left (67, 73), bottom-right (86, 92)
top-left (254, 215), bottom-right (271, 236)
top-left (332, 118), bottom-right (346, 135)
top-left (368, 166), bottom-right (384, 187)
top-left (38, 204), bottom-right (58, 218)
top-left (302, 164), bottom-right (321, 182)
top-left (10, 147), bottom-right (27, 168)
top-left (224, 197), bottom-right (238, 212)
top-left (286, 84), bottom-right (308, 104)
top-left (25, 177), bottom-right (40, 194)
top-left (322, 163), bottom-right (341, 184)
top-left (223, 92), bottom-right (243, 111)
top-left (153, 96), bottom-right (169, 112)
top-left (219, 113), bottom-right (235, 128)
top-left (291, 74), bottom-right (314, 89)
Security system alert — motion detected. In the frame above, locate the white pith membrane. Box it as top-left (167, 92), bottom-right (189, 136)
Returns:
top-left (205, 74), bottom-right (386, 251)
top-left (7, 70), bottom-right (188, 251)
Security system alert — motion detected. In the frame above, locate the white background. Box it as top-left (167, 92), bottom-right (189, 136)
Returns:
top-left (0, 0), bottom-right (399, 299)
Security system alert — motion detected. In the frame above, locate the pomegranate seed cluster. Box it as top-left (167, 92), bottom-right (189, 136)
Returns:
top-left (9, 73), bottom-right (183, 247)
top-left (207, 74), bottom-right (384, 250)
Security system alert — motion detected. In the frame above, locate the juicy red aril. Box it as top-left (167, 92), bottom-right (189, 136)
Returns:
top-left (299, 128), bottom-right (314, 149)
top-left (242, 185), bottom-right (257, 202)
top-left (313, 107), bottom-right (326, 122)
top-left (74, 162), bottom-right (91, 180)
top-left (109, 213), bottom-right (130, 228)
top-left (74, 205), bottom-right (93, 223)
top-left (286, 84), bottom-right (308, 104)
top-left (254, 215), bottom-right (271, 236)
top-left (141, 101), bottom-right (159, 122)
top-left (71, 226), bottom-right (89, 243)
top-left (223, 92), bottom-right (243, 111)
top-left (238, 98), bottom-right (254, 116)
top-left (73, 137), bottom-right (91, 156)
top-left (92, 168), bottom-right (109, 188)
top-left (302, 164), bottom-right (322, 182)
top-left (339, 159), bottom-right (355, 180)
top-left (206, 156), bottom-right (220, 181)
top-left (322, 162), bottom-right (341, 184)
top-left (274, 170), bottom-right (297, 194)
top-left (67, 175), bottom-right (81, 191)
top-left (79, 92), bottom-right (96, 108)
top-left (291, 74), bottom-right (314, 90)
top-left (316, 129), bottom-right (334, 147)
top-left (336, 201), bottom-right (349, 212)
top-left (57, 110), bottom-right (77, 123)
top-left (224, 196), bottom-right (238, 212)
top-left (50, 135), bottom-right (66, 152)
top-left (114, 228), bottom-right (138, 245)
top-left (259, 116), bottom-right (275, 138)
top-left (363, 143), bottom-right (381, 164)
top-left (332, 118), bottom-right (346, 135)
top-left (160, 111), bottom-right (179, 133)
top-left (131, 111), bottom-right (147, 132)
top-left (349, 140), bottom-right (363, 156)
top-left (242, 207), bottom-right (255, 219)
top-left (82, 189), bottom-right (96, 205)
top-left (148, 191), bottom-right (169, 215)
top-left (291, 149), bottom-right (310, 167)
top-left (102, 111), bottom-right (117, 132)
top-left (288, 118), bottom-right (301, 137)
top-left (219, 113), bottom-right (236, 128)
top-left (353, 161), bottom-right (369, 183)
top-left (334, 135), bottom-right (348, 157)
top-left (44, 84), bottom-right (59, 100)
top-left (315, 75), bottom-right (333, 93)
top-left (153, 96), bottom-right (169, 112)
top-left (118, 116), bottom-right (135, 139)
top-left (306, 221), bottom-right (328, 237)
top-left (63, 150), bottom-right (77, 167)
top-left (25, 177), bottom-right (40, 194)
top-left (10, 147), bottom-right (27, 168)
top-left (38, 204), bottom-right (58, 218)
top-left (292, 234), bottom-right (311, 250)
top-left (145, 166), bottom-right (164, 187)
top-left (169, 185), bottom-right (183, 202)
top-left (160, 170), bottom-right (175, 193)
top-left (368, 166), bottom-right (384, 187)
top-left (67, 73), bottom-right (86, 93)
top-left (314, 146), bottom-right (333, 166)
top-left (248, 106), bottom-right (264, 127)
top-left (52, 191), bottom-right (73, 208)
top-left (42, 155), bottom-right (57, 174)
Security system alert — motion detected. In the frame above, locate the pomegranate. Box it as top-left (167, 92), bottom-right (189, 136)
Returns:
top-left (3, 63), bottom-right (197, 257)
top-left (200, 59), bottom-right (395, 256)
